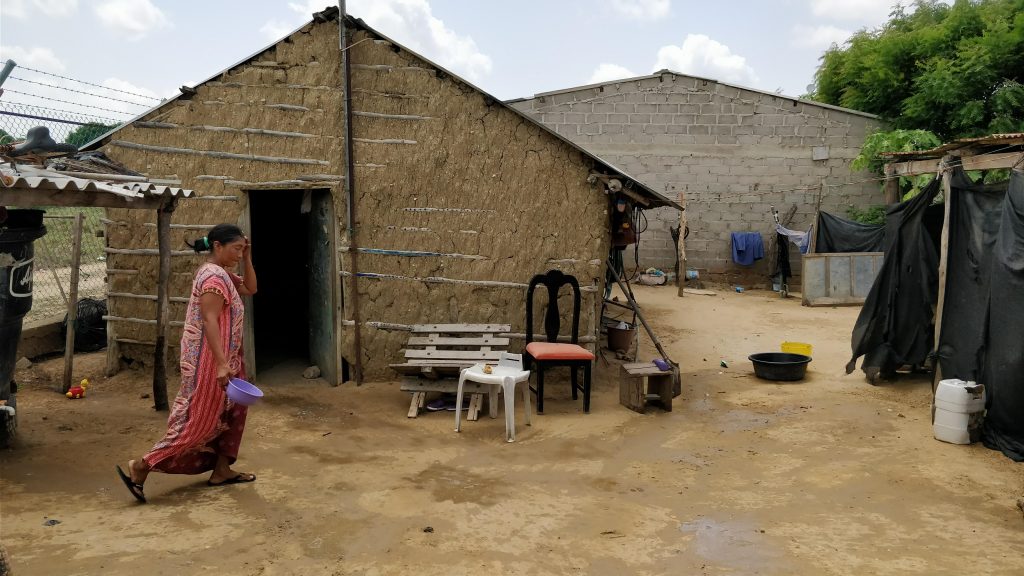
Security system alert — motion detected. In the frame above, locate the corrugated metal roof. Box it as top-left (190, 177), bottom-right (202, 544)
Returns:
top-left (0, 164), bottom-right (193, 200)
top-left (882, 133), bottom-right (1024, 160)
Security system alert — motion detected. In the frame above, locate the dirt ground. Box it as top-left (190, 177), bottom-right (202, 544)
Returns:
top-left (1, 285), bottom-right (1022, 575)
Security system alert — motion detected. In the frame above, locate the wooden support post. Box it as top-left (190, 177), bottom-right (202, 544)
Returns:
top-left (883, 163), bottom-right (900, 204)
top-left (931, 157), bottom-right (956, 397)
top-left (61, 212), bottom-right (84, 393)
top-left (607, 261), bottom-right (672, 363)
top-left (676, 192), bottom-right (687, 297)
top-left (152, 200), bottom-right (175, 411)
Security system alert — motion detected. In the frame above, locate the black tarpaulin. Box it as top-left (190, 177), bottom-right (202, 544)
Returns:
top-left (980, 171), bottom-right (1024, 460)
top-left (815, 210), bottom-right (886, 253)
top-left (846, 176), bottom-right (943, 381)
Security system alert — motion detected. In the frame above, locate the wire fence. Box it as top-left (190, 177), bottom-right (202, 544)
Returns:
top-left (26, 209), bottom-right (108, 323)
top-left (0, 101), bottom-right (124, 147)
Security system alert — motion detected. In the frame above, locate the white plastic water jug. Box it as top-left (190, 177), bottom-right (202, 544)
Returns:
top-left (933, 379), bottom-right (986, 445)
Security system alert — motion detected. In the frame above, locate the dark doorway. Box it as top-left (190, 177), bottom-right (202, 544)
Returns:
top-left (247, 189), bottom-right (338, 382)
top-left (249, 190), bottom-right (311, 373)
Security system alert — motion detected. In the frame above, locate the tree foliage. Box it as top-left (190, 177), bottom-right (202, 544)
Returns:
top-left (63, 122), bottom-right (119, 148)
top-left (0, 128), bottom-right (17, 145)
top-left (813, 0), bottom-right (1024, 139)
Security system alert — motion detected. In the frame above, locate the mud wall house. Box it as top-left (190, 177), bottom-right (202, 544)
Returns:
top-left (509, 72), bottom-right (883, 282)
top-left (87, 8), bottom-right (679, 382)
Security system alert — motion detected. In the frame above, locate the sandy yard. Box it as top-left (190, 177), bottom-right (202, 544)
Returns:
top-left (1, 285), bottom-right (1022, 575)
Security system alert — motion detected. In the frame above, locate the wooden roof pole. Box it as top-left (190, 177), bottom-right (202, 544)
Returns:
top-left (340, 1), bottom-right (363, 384)
top-left (152, 197), bottom-right (175, 411)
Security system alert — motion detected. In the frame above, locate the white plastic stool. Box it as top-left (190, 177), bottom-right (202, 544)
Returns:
top-left (455, 352), bottom-right (532, 442)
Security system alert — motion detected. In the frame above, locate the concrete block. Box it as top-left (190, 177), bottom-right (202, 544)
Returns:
top-left (645, 92), bottom-right (669, 104)
top-left (603, 124), bottom-right (624, 134)
top-left (658, 104), bottom-right (680, 114)
top-left (784, 114), bottom-right (808, 126)
top-left (583, 124), bottom-right (602, 135)
top-left (717, 114), bottom-right (738, 125)
top-left (674, 134), bottom-right (698, 145)
top-left (740, 114), bottom-right (761, 126)
top-left (587, 113), bottom-right (608, 124)
top-left (649, 113), bottom-right (672, 124)
top-left (636, 103), bottom-right (659, 113)
top-left (667, 124), bottom-right (688, 134)
top-left (556, 124), bottom-right (578, 136)
top-left (673, 114), bottom-right (698, 125)
top-left (608, 113), bottom-right (629, 123)
top-left (700, 103), bottom-right (721, 115)
top-left (644, 123), bottom-right (668, 134)
top-left (593, 103), bottom-right (615, 113)
top-left (688, 124), bottom-right (710, 135)
top-left (543, 112), bottom-right (565, 124)
top-left (614, 103), bottom-right (636, 114)
top-left (734, 126), bottom-right (754, 136)
top-left (717, 135), bottom-right (738, 145)
top-left (762, 114), bottom-right (784, 126)
top-left (798, 126), bottom-right (823, 138)
top-left (653, 134), bottom-right (675, 145)
top-left (689, 92), bottom-right (713, 104)
top-left (626, 92), bottom-right (647, 103)
top-left (666, 93), bottom-right (690, 104)
top-left (565, 112), bottom-right (586, 124)
top-left (781, 136), bottom-right (804, 147)
top-left (713, 125), bottom-right (734, 136)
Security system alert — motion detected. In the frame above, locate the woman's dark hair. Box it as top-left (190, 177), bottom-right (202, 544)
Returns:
top-left (186, 223), bottom-right (244, 253)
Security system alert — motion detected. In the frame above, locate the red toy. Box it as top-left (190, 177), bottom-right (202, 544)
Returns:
top-left (66, 379), bottom-right (88, 399)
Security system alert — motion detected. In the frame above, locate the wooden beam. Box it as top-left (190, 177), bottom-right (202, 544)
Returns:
top-left (888, 151), bottom-right (1021, 177)
top-left (109, 140), bottom-right (330, 166)
top-left (931, 157), bottom-right (956, 394)
top-left (677, 192), bottom-right (687, 297)
top-left (883, 163), bottom-right (900, 204)
top-left (153, 200), bottom-right (174, 411)
top-left (62, 213), bottom-right (84, 393)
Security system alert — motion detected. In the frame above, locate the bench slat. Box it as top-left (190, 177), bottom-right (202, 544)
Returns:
top-left (410, 324), bottom-right (512, 333)
top-left (406, 336), bottom-right (511, 346)
top-left (404, 350), bottom-right (503, 360)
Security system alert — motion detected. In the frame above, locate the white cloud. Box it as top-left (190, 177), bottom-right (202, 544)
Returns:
top-left (589, 63), bottom-right (637, 84)
top-left (260, 19), bottom-right (298, 40)
top-left (0, 45), bottom-right (67, 72)
top-left (32, 0), bottom-right (78, 17)
top-left (792, 24), bottom-right (853, 49)
top-left (653, 34), bottom-right (758, 86)
top-left (262, 0), bottom-right (493, 82)
top-left (0, 0), bottom-right (30, 19)
top-left (609, 0), bottom-right (671, 20)
top-left (94, 0), bottom-right (170, 41)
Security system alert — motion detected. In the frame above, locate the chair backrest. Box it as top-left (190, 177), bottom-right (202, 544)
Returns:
top-left (498, 351), bottom-right (523, 370)
top-left (526, 270), bottom-right (582, 345)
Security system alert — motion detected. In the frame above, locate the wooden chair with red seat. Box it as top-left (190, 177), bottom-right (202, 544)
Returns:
top-left (524, 269), bottom-right (596, 414)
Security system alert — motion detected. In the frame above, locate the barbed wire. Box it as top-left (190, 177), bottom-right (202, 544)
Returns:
top-left (1, 59), bottom-right (161, 101)
top-left (9, 76), bottom-right (152, 107)
top-left (1, 88), bottom-right (135, 116)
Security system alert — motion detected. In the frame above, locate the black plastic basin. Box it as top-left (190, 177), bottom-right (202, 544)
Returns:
top-left (748, 352), bottom-right (812, 381)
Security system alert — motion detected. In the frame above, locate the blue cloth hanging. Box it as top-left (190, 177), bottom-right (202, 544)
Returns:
top-left (731, 232), bottom-right (765, 266)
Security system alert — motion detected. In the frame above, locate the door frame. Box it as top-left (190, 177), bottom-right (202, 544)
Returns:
top-left (238, 188), bottom-right (343, 384)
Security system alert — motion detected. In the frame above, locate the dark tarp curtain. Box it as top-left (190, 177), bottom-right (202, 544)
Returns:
top-left (846, 176), bottom-right (943, 381)
top-left (848, 167), bottom-right (1024, 461)
top-left (980, 171), bottom-right (1024, 461)
top-left (815, 211), bottom-right (886, 253)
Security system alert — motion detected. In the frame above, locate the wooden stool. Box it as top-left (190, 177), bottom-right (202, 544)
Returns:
top-left (620, 362), bottom-right (675, 414)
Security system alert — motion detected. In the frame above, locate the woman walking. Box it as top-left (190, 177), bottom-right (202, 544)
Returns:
top-left (116, 224), bottom-right (257, 503)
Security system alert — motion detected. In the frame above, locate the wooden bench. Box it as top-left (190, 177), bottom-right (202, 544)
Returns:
top-left (390, 324), bottom-right (512, 419)
top-left (620, 362), bottom-right (677, 414)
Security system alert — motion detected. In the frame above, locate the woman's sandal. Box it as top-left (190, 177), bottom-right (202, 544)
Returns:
top-left (207, 472), bottom-right (256, 487)
top-left (115, 465), bottom-right (147, 503)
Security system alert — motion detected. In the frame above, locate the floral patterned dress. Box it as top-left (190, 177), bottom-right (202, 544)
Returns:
top-left (143, 263), bottom-right (247, 474)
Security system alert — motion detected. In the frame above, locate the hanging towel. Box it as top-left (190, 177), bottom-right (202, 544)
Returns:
top-left (775, 223), bottom-right (813, 254)
top-left (731, 232), bottom-right (765, 266)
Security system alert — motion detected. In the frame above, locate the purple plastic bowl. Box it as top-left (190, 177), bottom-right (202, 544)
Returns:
top-left (226, 377), bottom-right (263, 406)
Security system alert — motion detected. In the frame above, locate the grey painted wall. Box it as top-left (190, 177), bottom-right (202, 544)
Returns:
top-left (511, 72), bottom-right (884, 284)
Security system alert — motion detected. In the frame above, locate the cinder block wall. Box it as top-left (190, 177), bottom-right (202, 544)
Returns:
top-left (511, 72), bottom-right (884, 284)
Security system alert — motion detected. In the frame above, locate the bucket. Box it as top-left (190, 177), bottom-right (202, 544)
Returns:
top-left (607, 325), bottom-right (636, 352)
top-left (781, 342), bottom-right (812, 356)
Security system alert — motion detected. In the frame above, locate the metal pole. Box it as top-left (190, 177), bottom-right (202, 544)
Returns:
top-left (339, 1), bottom-right (364, 383)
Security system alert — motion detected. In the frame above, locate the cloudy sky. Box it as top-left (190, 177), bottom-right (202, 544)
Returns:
top-left (0, 0), bottom-right (925, 124)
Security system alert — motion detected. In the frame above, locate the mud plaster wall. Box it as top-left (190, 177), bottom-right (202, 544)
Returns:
top-left (101, 21), bottom-right (345, 367)
top-left (100, 21), bottom-right (611, 379)
top-left (345, 30), bottom-right (610, 378)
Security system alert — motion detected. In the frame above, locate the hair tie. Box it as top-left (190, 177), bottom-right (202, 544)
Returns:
top-left (202, 237), bottom-right (210, 250)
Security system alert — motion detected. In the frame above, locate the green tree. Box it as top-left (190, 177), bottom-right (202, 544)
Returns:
top-left (63, 122), bottom-right (119, 148)
top-left (0, 128), bottom-right (17, 145)
top-left (813, 0), bottom-right (1024, 140)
